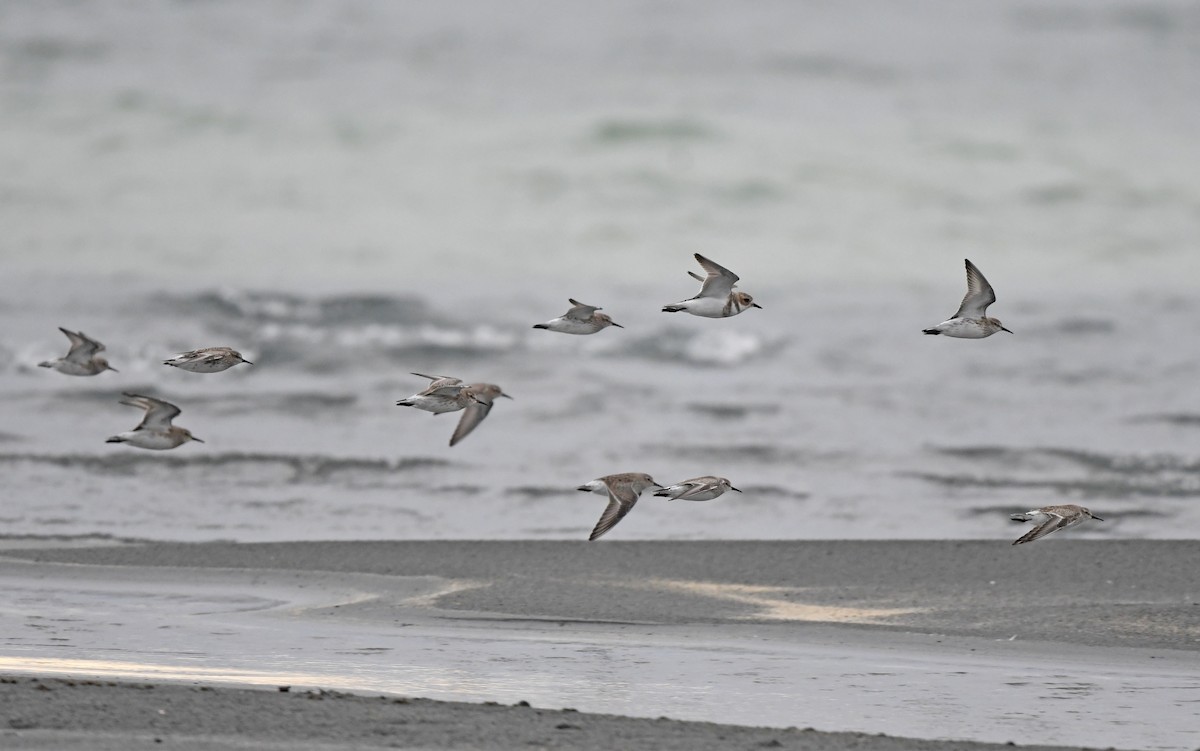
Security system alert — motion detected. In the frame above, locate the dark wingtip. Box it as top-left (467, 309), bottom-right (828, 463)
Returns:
top-left (104, 437), bottom-right (123, 443)
top-left (922, 329), bottom-right (940, 335)
top-left (532, 324), bottom-right (548, 329)
top-left (38, 361), bottom-right (52, 368)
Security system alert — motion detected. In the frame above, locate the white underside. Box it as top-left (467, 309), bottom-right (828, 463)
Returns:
top-left (167, 359), bottom-right (237, 373)
top-left (110, 430), bottom-right (185, 450)
top-left (665, 297), bottom-right (738, 318)
top-left (399, 395), bottom-right (465, 414)
top-left (540, 317), bottom-right (602, 335)
top-left (929, 318), bottom-right (995, 339)
top-left (46, 360), bottom-right (103, 376)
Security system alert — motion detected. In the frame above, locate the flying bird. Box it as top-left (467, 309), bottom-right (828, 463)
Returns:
top-left (164, 347), bottom-right (253, 373)
top-left (662, 254), bottom-right (761, 318)
top-left (923, 259), bottom-right (1012, 338)
top-left (38, 328), bottom-right (117, 376)
top-left (654, 475), bottom-right (742, 501)
top-left (577, 473), bottom-right (663, 541)
top-left (106, 393), bottom-right (203, 450)
top-left (1010, 504), bottom-right (1103, 545)
top-left (533, 299), bottom-right (623, 334)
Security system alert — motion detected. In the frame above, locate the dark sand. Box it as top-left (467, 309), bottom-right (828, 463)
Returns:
top-left (3, 539), bottom-right (1198, 750)
top-left (0, 676), bottom-right (1097, 751)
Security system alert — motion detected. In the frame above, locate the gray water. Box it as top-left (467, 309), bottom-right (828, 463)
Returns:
top-left (3, 0), bottom-right (1200, 544)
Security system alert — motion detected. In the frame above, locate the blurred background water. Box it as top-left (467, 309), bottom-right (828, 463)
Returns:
top-left (2, 0), bottom-right (1199, 542)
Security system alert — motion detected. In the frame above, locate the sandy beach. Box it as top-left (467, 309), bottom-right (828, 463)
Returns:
top-left (2, 540), bottom-right (1197, 750)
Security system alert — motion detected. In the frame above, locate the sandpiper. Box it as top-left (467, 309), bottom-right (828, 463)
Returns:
top-left (577, 472), bottom-right (662, 541)
top-left (38, 328), bottom-right (117, 376)
top-left (164, 347), bottom-right (253, 373)
top-left (106, 393), bottom-right (203, 450)
top-left (396, 373), bottom-right (478, 414)
top-left (662, 254), bottom-right (761, 318)
top-left (533, 299), bottom-right (623, 334)
top-left (654, 475), bottom-right (742, 501)
top-left (448, 383), bottom-right (512, 446)
top-left (1010, 504), bottom-right (1103, 545)
top-left (923, 259), bottom-right (1012, 338)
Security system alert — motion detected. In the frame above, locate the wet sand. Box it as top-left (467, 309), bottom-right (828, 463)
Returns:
top-left (0, 676), bottom-right (1098, 751)
top-left (2, 540), bottom-right (1197, 750)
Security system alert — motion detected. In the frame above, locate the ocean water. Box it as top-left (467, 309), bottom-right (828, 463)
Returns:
top-left (2, 0), bottom-right (1199, 543)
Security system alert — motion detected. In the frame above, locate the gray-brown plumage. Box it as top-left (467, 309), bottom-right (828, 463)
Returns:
top-left (1010, 504), bottom-right (1103, 545)
top-left (38, 328), bottom-right (117, 375)
top-left (577, 472), bottom-right (662, 541)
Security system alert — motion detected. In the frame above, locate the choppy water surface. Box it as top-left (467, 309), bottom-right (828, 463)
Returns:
top-left (2, 0), bottom-right (1200, 543)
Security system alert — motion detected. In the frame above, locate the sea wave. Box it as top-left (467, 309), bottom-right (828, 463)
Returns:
top-left (0, 453), bottom-right (452, 482)
top-left (621, 327), bottom-right (783, 367)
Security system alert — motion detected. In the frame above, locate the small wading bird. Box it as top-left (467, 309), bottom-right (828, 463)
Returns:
top-left (38, 328), bottom-right (117, 375)
top-left (662, 254), bottom-right (761, 318)
top-left (654, 476), bottom-right (741, 501)
top-left (396, 373), bottom-right (480, 414)
top-left (397, 374), bottom-right (510, 446)
top-left (577, 473), bottom-right (663, 541)
top-left (923, 259), bottom-right (1012, 338)
top-left (106, 393), bottom-right (203, 450)
top-left (163, 346), bottom-right (253, 373)
top-left (533, 299), bottom-right (623, 335)
top-left (1010, 504), bottom-right (1103, 545)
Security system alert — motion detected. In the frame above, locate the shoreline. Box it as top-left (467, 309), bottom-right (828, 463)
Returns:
top-left (1, 539), bottom-right (1196, 750)
top-left (0, 675), bottom-right (1101, 751)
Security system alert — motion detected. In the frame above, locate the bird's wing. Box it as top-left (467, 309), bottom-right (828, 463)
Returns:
top-left (672, 478), bottom-right (718, 501)
top-left (120, 393), bottom-right (181, 430)
top-left (1012, 510), bottom-right (1070, 545)
top-left (588, 484), bottom-right (639, 541)
top-left (565, 299), bottom-right (600, 321)
top-left (693, 254), bottom-right (739, 299)
top-left (952, 259), bottom-right (997, 319)
top-left (412, 374), bottom-right (463, 396)
top-left (61, 328), bottom-right (103, 362)
top-left (449, 400), bottom-right (492, 446)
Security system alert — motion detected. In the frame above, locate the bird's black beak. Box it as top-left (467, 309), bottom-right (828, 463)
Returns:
top-left (751, 303), bottom-right (763, 309)
top-left (1092, 515), bottom-right (1104, 521)
top-left (242, 360), bottom-right (254, 365)
top-left (192, 436), bottom-right (205, 443)
top-left (499, 393), bottom-right (513, 400)
top-left (107, 365), bottom-right (120, 372)
top-left (1001, 327), bottom-right (1013, 334)
top-left (731, 486), bottom-right (743, 492)
top-left (611, 322), bottom-right (625, 328)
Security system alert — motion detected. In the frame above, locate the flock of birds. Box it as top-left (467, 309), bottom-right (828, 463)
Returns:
top-left (34, 253), bottom-right (1102, 545)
